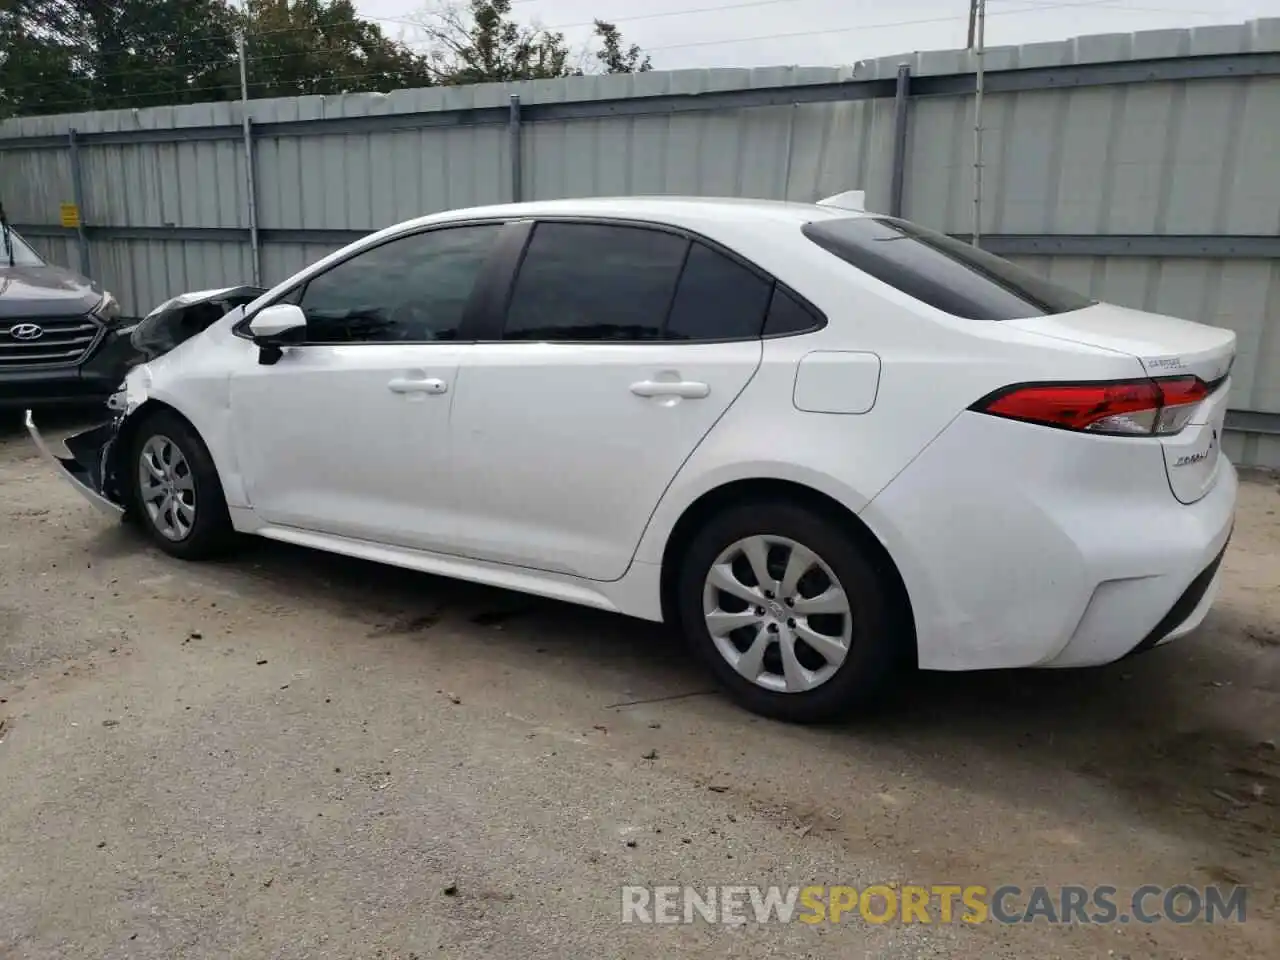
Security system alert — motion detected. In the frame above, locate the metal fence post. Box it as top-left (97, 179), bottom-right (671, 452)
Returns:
top-left (237, 28), bottom-right (262, 286)
top-left (509, 95), bottom-right (523, 203)
top-left (68, 128), bottom-right (91, 277)
top-left (781, 102), bottom-right (798, 200)
top-left (242, 116), bottom-right (261, 285)
top-left (889, 64), bottom-right (911, 217)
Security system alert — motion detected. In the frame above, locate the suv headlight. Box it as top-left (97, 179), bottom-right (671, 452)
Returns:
top-left (94, 292), bottom-right (122, 326)
top-left (94, 292), bottom-right (137, 335)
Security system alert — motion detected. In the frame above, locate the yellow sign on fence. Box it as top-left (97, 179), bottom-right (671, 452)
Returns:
top-left (59, 203), bottom-right (80, 229)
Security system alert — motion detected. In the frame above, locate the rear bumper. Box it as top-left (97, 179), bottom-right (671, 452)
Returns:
top-left (0, 329), bottom-right (140, 409)
top-left (1123, 536), bottom-right (1229, 657)
top-left (862, 410), bottom-right (1238, 671)
top-left (24, 411), bottom-right (125, 518)
top-left (1046, 487), bottom-right (1234, 668)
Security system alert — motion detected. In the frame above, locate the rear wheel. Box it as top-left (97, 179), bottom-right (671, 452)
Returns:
top-left (677, 501), bottom-right (902, 723)
top-left (128, 409), bottom-right (234, 560)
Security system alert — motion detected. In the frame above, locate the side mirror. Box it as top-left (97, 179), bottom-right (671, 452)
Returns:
top-left (247, 303), bottom-right (306, 366)
top-left (249, 303), bottom-right (306, 341)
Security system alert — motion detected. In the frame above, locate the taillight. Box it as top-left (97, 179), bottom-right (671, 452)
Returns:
top-left (972, 377), bottom-right (1208, 436)
top-left (1154, 377), bottom-right (1210, 434)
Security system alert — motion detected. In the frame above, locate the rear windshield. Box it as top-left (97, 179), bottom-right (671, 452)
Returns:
top-left (802, 217), bottom-right (1094, 321)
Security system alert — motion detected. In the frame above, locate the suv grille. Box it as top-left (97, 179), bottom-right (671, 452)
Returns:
top-left (0, 316), bottom-right (102, 368)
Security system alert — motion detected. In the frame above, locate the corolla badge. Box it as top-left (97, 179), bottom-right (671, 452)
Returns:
top-left (1173, 429), bottom-right (1217, 468)
top-left (8, 322), bottom-right (44, 341)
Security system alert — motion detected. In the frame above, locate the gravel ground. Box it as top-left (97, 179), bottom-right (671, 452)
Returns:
top-left (0, 411), bottom-right (1276, 959)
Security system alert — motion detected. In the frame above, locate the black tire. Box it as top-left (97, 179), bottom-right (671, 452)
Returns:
top-left (677, 500), bottom-right (903, 723)
top-left (127, 409), bottom-right (235, 560)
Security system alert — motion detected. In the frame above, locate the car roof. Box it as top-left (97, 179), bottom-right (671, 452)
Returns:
top-left (396, 195), bottom-right (869, 235)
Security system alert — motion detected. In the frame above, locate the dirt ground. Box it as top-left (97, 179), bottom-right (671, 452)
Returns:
top-left (0, 411), bottom-right (1276, 960)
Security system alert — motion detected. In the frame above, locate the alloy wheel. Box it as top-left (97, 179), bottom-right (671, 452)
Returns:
top-left (138, 434), bottom-right (197, 541)
top-left (701, 534), bottom-right (853, 694)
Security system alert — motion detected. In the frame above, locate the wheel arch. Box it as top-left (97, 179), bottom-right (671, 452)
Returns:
top-left (106, 398), bottom-right (208, 504)
top-left (657, 477), bottom-right (918, 666)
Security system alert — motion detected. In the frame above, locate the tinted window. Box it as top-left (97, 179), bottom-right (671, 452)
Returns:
top-left (503, 223), bottom-right (688, 341)
top-left (299, 225), bottom-right (500, 343)
top-left (764, 286), bottom-right (821, 336)
top-left (665, 243), bottom-right (773, 340)
top-left (802, 217), bottom-right (1094, 321)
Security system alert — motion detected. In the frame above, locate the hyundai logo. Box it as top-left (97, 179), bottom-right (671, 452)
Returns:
top-left (8, 323), bottom-right (44, 341)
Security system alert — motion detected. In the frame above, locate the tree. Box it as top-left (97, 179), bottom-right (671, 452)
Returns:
top-left (1, 1), bottom-right (94, 118)
top-left (0, 0), bottom-right (432, 118)
top-left (244, 0), bottom-right (433, 99)
top-left (418, 0), bottom-right (653, 85)
top-left (0, 0), bottom-right (650, 118)
top-left (418, 0), bottom-right (571, 84)
top-left (83, 0), bottom-right (242, 110)
top-left (592, 19), bottom-right (651, 75)
top-left (1, 0), bottom-right (241, 116)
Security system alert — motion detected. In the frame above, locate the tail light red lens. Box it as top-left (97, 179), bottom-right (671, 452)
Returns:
top-left (973, 377), bottom-right (1209, 436)
top-left (1154, 376), bottom-right (1212, 434)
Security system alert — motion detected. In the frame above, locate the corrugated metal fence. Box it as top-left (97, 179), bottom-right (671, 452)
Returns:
top-left (2, 19), bottom-right (1279, 466)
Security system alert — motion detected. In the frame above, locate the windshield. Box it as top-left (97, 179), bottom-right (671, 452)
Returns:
top-left (802, 216), bottom-right (1095, 321)
top-left (0, 228), bottom-right (46, 268)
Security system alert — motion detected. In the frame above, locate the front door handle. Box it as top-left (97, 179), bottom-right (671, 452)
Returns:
top-left (630, 379), bottom-right (710, 400)
top-left (388, 377), bottom-right (447, 395)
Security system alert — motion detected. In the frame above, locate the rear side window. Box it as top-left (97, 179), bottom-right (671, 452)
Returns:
top-left (665, 243), bottom-right (773, 340)
top-left (802, 217), bottom-right (1094, 321)
top-left (501, 221), bottom-right (818, 342)
top-left (503, 223), bottom-right (687, 341)
top-left (763, 286), bottom-right (821, 336)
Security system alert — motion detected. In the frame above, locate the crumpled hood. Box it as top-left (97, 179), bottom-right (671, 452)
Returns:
top-left (129, 284), bottom-right (266, 362)
top-left (0, 263), bottom-right (103, 318)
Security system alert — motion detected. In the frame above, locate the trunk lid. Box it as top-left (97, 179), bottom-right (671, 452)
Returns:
top-left (1005, 303), bottom-right (1236, 505)
top-left (1005, 303), bottom-right (1235, 386)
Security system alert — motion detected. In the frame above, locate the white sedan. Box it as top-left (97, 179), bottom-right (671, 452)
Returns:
top-left (28, 196), bottom-right (1238, 722)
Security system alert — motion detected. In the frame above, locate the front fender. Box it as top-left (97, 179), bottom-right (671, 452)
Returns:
top-left (27, 284), bottom-right (260, 520)
top-left (28, 384), bottom-right (231, 518)
top-left (31, 363), bottom-right (156, 512)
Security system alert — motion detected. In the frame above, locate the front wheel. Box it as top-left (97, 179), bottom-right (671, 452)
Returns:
top-left (677, 501), bottom-right (903, 723)
top-left (128, 409), bottom-right (234, 560)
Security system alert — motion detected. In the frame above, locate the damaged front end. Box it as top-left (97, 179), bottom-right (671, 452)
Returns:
top-left (25, 408), bottom-right (129, 516)
top-left (128, 284), bottom-right (266, 363)
top-left (25, 284), bottom-right (265, 517)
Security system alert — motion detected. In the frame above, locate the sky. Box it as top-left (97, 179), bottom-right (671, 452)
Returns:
top-left (352, 0), bottom-right (1278, 71)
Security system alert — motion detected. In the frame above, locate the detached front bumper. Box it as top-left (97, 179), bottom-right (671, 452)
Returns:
top-left (24, 410), bottom-right (125, 518)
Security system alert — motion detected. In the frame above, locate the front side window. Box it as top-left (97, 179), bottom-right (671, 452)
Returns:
top-left (298, 225), bottom-right (501, 343)
top-left (802, 217), bottom-right (1095, 321)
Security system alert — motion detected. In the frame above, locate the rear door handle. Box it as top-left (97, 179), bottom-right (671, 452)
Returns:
top-left (388, 377), bottom-right (447, 395)
top-left (630, 379), bottom-right (710, 399)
